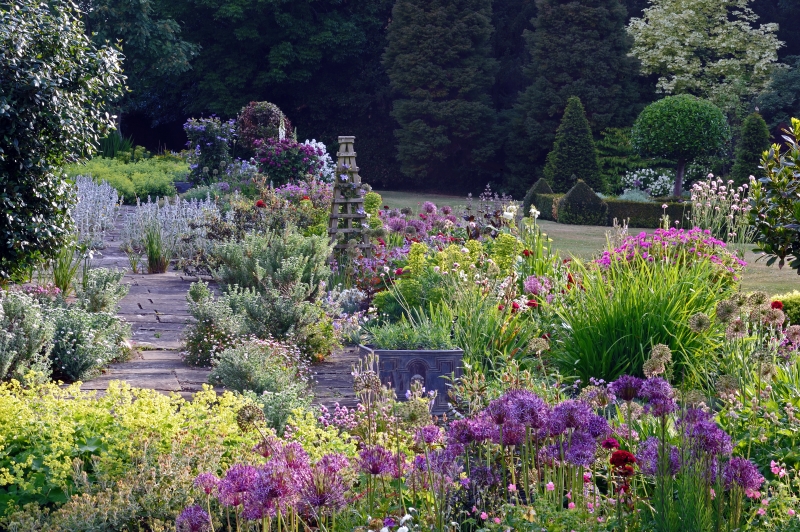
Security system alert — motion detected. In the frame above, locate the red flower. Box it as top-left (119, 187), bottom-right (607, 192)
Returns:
top-left (772, 300), bottom-right (784, 310)
top-left (522, 249), bottom-right (532, 257)
top-left (601, 438), bottom-right (620, 450)
top-left (383, 205), bottom-right (389, 209)
top-left (610, 450), bottom-right (636, 468)
top-left (511, 302), bottom-right (520, 312)
top-left (526, 299), bottom-right (538, 308)
top-left (377, 238), bottom-right (386, 247)
top-left (542, 333), bottom-right (550, 340)
top-left (301, 195), bottom-right (311, 201)
top-left (419, 213), bottom-right (427, 220)
top-left (395, 268), bottom-right (404, 276)
top-left (255, 200), bottom-right (266, 208)
top-left (498, 304), bottom-right (505, 311)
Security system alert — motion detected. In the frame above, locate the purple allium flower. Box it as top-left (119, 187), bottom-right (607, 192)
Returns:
top-left (639, 377), bottom-right (677, 417)
top-left (447, 418), bottom-right (475, 444)
top-left (685, 420), bottom-right (733, 457)
top-left (317, 453), bottom-right (350, 475)
top-left (485, 395), bottom-right (512, 425)
top-left (636, 436), bottom-right (680, 476)
top-left (194, 472), bottom-right (220, 495)
top-left (490, 421), bottom-right (525, 446)
top-left (176, 505), bottom-right (211, 532)
top-left (549, 399), bottom-right (592, 434)
top-left (415, 424), bottom-right (443, 446)
top-left (359, 445), bottom-right (394, 475)
top-left (218, 464), bottom-right (258, 507)
top-left (506, 389), bottom-right (549, 429)
top-left (610, 375), bottom-right (644, 402)
top-left (523, 275), bottom-right (553, 297)
top-left (470, 465), bottom-right (500, 487)
top-left (724, 457), bottom-right (765, 492)
top-left (423, 201), bottom-right (437, 214)
top-left (298, 454), bottom-right (350, 516)
top-left (386, 217), bottom-right (407, 233)
top-left (281, 441), bottom-right (310, 471)
top-left (586, 414), bottom-right (612, 439)
top-left (442, 205), bottom-right (453, 215)
top-left (564, 430), bottom-right (598, 466)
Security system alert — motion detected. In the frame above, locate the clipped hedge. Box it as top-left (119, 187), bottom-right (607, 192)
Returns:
top-left (557, 180), bottom-right (608, 225)
top-left (532, 193), bottom-right (690, 228)
top-left (64, 157), bottom-right (185, 202)
top-left (522, 178), bottom-right (553, 217)
top-left (606, 199), bottom-right (689, 228)
top-left (774, 291), bottom-right (800, 325)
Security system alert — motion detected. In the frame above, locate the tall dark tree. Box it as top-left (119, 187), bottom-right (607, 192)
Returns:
top-left (731, 113), bottom-right (770, 185)
top-left (491, 0), bottom-right (537, 111)
top-left (382, 0), bottom-right (498, 190)
top-left (756, 56), bottom-right (800, 130)
top-left (505, 0), bottom-right (641, 195)
top-left (543, 97), bottom-right (601, 192)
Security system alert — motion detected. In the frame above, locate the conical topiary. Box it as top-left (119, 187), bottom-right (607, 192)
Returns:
top-left (730, 112), bottom-right (770, 186)
top-left (543, 97), bottom-right (601, 193)
top-left (557, 179), bottom-right (608, 225)
top-left (522, 178), bottom-right (554, 217)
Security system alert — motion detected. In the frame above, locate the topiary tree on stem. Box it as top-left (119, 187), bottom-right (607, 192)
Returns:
top-left (0, 0), bottom-right (124, 282)
top-left (543, 97), bottom-right (601, 193)
top-left (631, 95), bottom-right (728, 197)
top-left (730, 112), bottom-right (770, 186)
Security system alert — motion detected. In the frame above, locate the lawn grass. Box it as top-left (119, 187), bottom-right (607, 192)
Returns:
top-left (375, 189), bottom-right (800, 295)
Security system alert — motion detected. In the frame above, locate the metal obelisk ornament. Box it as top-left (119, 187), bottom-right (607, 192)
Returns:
top-left (328, 136), bottom-right (371, 259)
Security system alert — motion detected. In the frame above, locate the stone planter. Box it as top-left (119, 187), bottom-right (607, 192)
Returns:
top-left (358, 345), bottom-right (463, 416)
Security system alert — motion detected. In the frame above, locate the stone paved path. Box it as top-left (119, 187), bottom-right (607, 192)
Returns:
top-left (81, 205), bottom-right (359, 405)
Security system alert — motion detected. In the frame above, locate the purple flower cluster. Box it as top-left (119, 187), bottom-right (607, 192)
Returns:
top-left (176, 505), bottom-right (211, 532)
top-left (636, 436), bottom-right (681, 476)
top-left (724, 457), bottom-right (765, 493)
top-left (523, 275), bottom-right (554, 300)
top-left (595, 227), bottom-right (747, 276)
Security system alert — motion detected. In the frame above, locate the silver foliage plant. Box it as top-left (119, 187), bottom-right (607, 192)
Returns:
top-left (72, 176), bottom-right (121, 248)
top-left (120, 195), bottom-right (220, 268)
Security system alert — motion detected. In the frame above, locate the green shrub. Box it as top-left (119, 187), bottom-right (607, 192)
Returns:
top-left (606, 199), bottom-right (689, 228)
top-left (64, 157), bottom-right (184, 202)
top-left (596, 127), bottom-right (643, 195)
top-left (774, 291), bottom-right (800, 325)
top-left (183, 282), bottom-right (244, 367)
top-left (209, 339), bottom-right (311, 432)
top-left (363, 191), bottom-right (384, 229)
top-left (50, 308), bottom-right (131, 382)
top-left (552, 252), bottom-right (732, 385)
top-left (75, 267), bottom-right (129, 313)
top-left (0, 291), bottom-right (54, 381)
top-left (522, 178), bottom-right (553, 218)
top-left (543, 97), bottom-right (602, 193)
top-left (211, 228), bottom-right (332, 300)
top-left (0, 381), bottom-right (258, 515)
top-left (532, 193), bottom-right (563, 221)
top-left (557, 180), bottom-right (608, 225)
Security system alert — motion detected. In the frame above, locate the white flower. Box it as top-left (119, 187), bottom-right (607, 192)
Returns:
top-left (400, 514), bottom-right (413, 524)
top-left (530, 206), bottom-right (540, 219)
top-left (502, 211), bottom-right (514, 220)
top-left (398, 528), bottom-right (409, 532)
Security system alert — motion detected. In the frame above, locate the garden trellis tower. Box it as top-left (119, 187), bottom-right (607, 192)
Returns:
top-left (328, 136), bottom-right (371, 256)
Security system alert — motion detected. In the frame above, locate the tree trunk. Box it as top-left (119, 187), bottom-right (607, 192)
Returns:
top-left (674, 158), bottom-right (686, 198)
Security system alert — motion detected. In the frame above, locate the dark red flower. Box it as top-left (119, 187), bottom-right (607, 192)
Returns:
top-left (610, 450), bottom-right (636, 468)
top-left (377, 238), bottom-right (386, 247)
top-left (302, 195), bottom-right (311, 201)
top-left (511, 302), bottom-right (520, 312)
top-left (255, 200), bottom-right (266, 208)
top-left (383, 205), bottom-right (389, 209)
top-left (395, 268), bottom-right (404, 276)
top-left (526, 300), bottom-right (538, 308)
top-left (601, 438), bottom-right (620, 450)
top-left (772, 300), bottom-right (784, 310)
top-left (498, 304), bottom-right (505, 311)
top-left (522, 249), bottom-right (532, 257)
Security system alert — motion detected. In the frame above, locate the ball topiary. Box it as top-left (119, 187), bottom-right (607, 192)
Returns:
top-left (522, 178), bottom-right (553, 217)
top-left (557, 180), bottom-right (608, 226)
top-left (236, 101), bottom-right (293, 153)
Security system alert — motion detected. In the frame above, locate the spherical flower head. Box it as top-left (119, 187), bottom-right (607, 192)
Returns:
top-left (610, 375), bottom-right (644, 402)
top-left (716, 299), bottom-right (738, 323)
top-left (586, 414), bottom-right (611, 439)
top-left (422, 201), bottom-right (438, 214)
top-left (650, 344), bottom-right (672, 363)
top-left (610, 449), bottom-right (636, 468)
top-left (505, 389), bottom-right (549, 429)
top-left (491, 420), bottom-right (525, 446)
top-left (415, 424), bottom-right (443, 446)
top-left (550, 399), bottom-right (592, 434)
top-left (639, 377), bottom-right (677, 417)
top-left (194, 472), bottom-right (220, 495)
top-left (564, 430), bottom-right (598, 467)
top-left (447, 419), bottom-right (475, 444)
top-left (317, 453), bottom-right (350, 475)
top-left (218, 464), bottom-right (258, 507)
top-left (726, 318), bottom-right (747, 340)
top-left (643, 357), bottom-right (666, 378)
top-left (771, 300), bottom-right (784, 310)
top-left (764, 307), bottom-right (786, 328)
top-left (237, 403), bottom-right (266, 432)
top-left (176, 505), bottom-right (211, 532)
top-left (485, 395), bottom-right (512, 425)
top-left (685, 419), bottom-right (732, 457)
top-left (255, 199), bottom-right (266, 208)
top-left (601, 437), bottom-right (620, 450)
top-left (724, 457), bottom-right (765, 492)
top-left (747, 291), bottom-right (769, 306)
top-left (786, 325), bottom-right (800, 345)
top-left (688, 312), bottom-right (712, 333)
top-left (359, 445), bottom-right (394, 476)
top-left (636, 437), bottom-right (680, 476)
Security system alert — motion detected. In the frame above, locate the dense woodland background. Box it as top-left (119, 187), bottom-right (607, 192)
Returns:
top-left (83, 0), bottom-right (800, 195)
